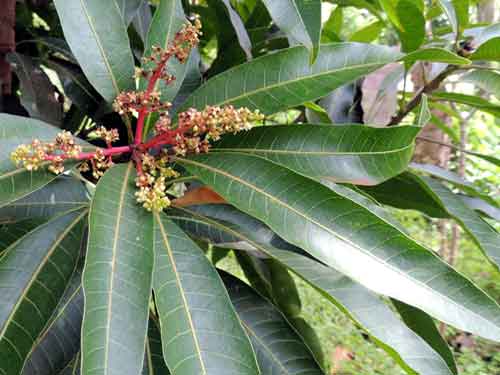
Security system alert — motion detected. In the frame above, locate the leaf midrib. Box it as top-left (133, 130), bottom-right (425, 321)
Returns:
top-left (178, 157), bottom-right (500, 331)
top-left (212, 143), bottom-right (414, 156)
top-left (154, 213), bottom-right (207, 375)
top-left (78, 0), bottom-right (120, 96)
top-left (102, 162), bottom-right (133, 374)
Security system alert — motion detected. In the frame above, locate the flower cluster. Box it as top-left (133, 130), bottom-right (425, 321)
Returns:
top-left (10, 19), bottom-right (264, 213)
top-left (135, 152), bottom-right (179, 211)
top-left (11, 131), bottom-right (83, 174)
top-left (168, 105), bottom-right (264, 156)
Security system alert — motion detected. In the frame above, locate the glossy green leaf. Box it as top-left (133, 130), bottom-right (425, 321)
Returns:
top-left (144, 317), bottom-right (170, 375)
top-left (414, 176), bottom-right (500, 270)
top-left (167, 206), bottom-right (458, 375)
top-left (221, 0), bottom-right (252, 60)
top-left (222, 271), bottom-right (323, 374)
top-left (431, 92), bottom-right (500, 117)
top-left (0, 209), bottom-right (87, 375)
top-left (181, 43), bottom-right (401, 114)
top-left (132, 0), bottom-right (153, 43)
top-left (402, 48), bottom-right (471, 66)
top-left (437, 0), bottom-right (467, 37)
top-left (470, 37), bottom-right (500, 61)
top-left (462, 70), bottom-right (500, 98)
top-left (416, 94), bottom-right (431, 127)
top-left (0, 177), bottom-right (88, 224)
top-left (178, 152), bottom-right (500, 342)
top-left (82, 163), bottom-right (154, 375)
top-left (53, 0), bottom-right (135, 102)
top-left (152, 212), bottom-right (259, 375)
top-left (0, 115), bottom-right (79, 208)
top-left (141, 0), bottom-right (188, 103)
top-left (22, 271), bottom-right (84, 375)
top-left (117, 0), bottom-right (145, 25)
top-left (212, 124), bottom-right (420, 185)
top-left (7, 53), bottom-right (62, 126)
top-left (58, 354), bottom-right (80, 375)
top-left (349, 21), bottom-right (384, 42)
top-left (0, 219), bottom-right (45, 253)
top-left (261, 0), bottom-right (321, 61)
top-left (461, 195), bottom-right (500, 221)
top-left (393, 301), bottom-right (457, 374)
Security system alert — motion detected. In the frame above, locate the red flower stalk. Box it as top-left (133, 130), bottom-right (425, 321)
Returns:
top-left (11, 19), bottom-right (263, 211)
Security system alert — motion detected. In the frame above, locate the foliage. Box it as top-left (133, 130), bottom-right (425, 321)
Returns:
top-left (0, 1), bottom-right (499, 374)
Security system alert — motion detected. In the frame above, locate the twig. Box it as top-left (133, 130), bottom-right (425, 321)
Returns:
top-left (389, 66), bottom-right (458, 126)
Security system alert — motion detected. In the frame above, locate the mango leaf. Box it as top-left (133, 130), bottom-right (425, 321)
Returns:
top-left (144, 317), bottom-right (170, 375)
top-left (178, 153), bottom-right (500, 342)
top-left (117, 0), bottom-right (145, 26)
top-left (181, 43), bottom-right (401, 115)
top-left (22, 271), bottom-right (84, 375)
top-left (221, 0), bottom-right (252, 60)
top-left (438, 0), bottom-right (468, 38)
top-left (261, 0), bottom-right (321, 61)
top-left (0, 219), bottom-right (45, 253)
top-left (413, 176), bottom-right (500, 270)
top-left (53, 0), bottom-right (135, 102)
top-left (132, 0), bottom-right (153, 43)
top-left (167, 206), bottom-right (458, 374)
top-left (7, 53), bottom-right (62, 126)
top-left (349, 21), bottom-right (384, 42)
top-left (58, 354), bottom-right (80, 375)
top-left (222, 271), bottom-right (324, 374)
top-left (393, 301), bottom-right (457, 374)
top-left (152, 212), bottom-right (259, 375)
top-left (82, 163), bottom-right (154, 375)
top-left (0, 209), bottom-right (87, 375)
top-left (0, 114), bottom-right (88, 208)
top-left (431, 92), bottom-right (500, 117)
top-left (402, 48), bottom-right (471, 66)
top-left (212, 124), bottom-right (420, 185)
top-left (460, 195), bottom-right (500, 221)
top-left (462, 70), bottom-right (500, 99)
top-left (470, 37), bottom-right (500, 61)
top-left (0, 177), bottom-right (88, 224)
top-left (141, 0), bottom-right (188, 103)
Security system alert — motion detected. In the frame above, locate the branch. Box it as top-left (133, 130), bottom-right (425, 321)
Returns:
top-left (389, 66), bottom-right (458, 126)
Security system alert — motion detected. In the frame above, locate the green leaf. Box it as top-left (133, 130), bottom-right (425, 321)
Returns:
top-left (416, 94), bottom-right (431, 127)
top-left (393, 301), bottom-right (458, 374)
top-left (413, 176), bottom-right (500, 271)
top-left (0, 219), bottom-right (45, 253)
top-left (168, 206), bottom-right (458, 374)
top-left (58, 354), bottom-right (80, 375)
top-left (0, 177), bottom-right (88, 224)
top-left (395, 0), bottom-right (425, 52)
top-left (141, 0), bottom-right (188, 103)
top-left (261, 0), bottom-right (321, 61)
top-left (117, 0), bottom-right (145, 26)
top-left (460, 195), bottom-right (500, 221)
top-left (212, 124), bottom-right (420, 185)
top-left (22, 270), bottom-right (84, 375)
top-left (0, 209), bottom-right (87, 375)
top-left (470, 37), bottom-right (500, 61)
top-left (132, 0), bottom-right (153, 43)
top-left (431, 92), bottom-right (500, 117)
top-left (53, 0), bottom-right (135, 102)
top-left (7, 53), bottom-right (62, 126)
top-left (181, 43), bottom-right (401, 115)
top-left (178, 152), bottom-right (500, 342)
top-left (152, 212), bottom-right (259, 375)
top-left (462, 70), bottom-right (500, 98)
top-left (220, 0), bottom-right (253, 60)
top-left (0, 114), bottom-right (87, 209)
top-left (401, 48), bottom-right (471, 66)
top-left (323, 6), bottom-right (344, 41)
top-left (222, 271), bottom-right (323, 374)
top-left (437, 0), bottom-right (468, 38)
top-left (82, 163), bottom-right (154, 375)
top-left (144, 317), bottom-right (170, 375)
top-left (349, 21), bottom-right (384, 42)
